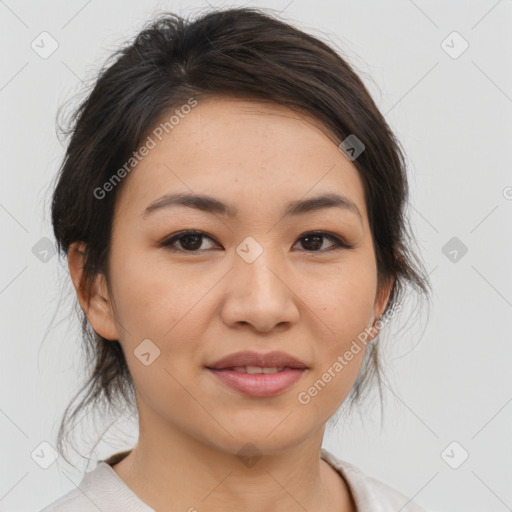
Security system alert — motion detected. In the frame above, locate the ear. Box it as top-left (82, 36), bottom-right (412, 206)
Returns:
top-left (67, 241), bottom-right (120, 341)
top-left (374, 275), bottom-right (395, 319)
top-left (368, 275), bottom-right (395, 342)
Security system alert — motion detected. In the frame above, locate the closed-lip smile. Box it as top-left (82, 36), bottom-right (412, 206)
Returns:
top-left (206, 350), bottom-right (308, 397)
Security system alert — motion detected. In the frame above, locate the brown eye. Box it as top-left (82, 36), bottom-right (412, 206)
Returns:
top-left (161, 231), bottom-right (218, 252)
top-left (160, 230), bottom-right (352, 254)
top-left (177, 233), bottom-right (203, 251)
top-left (296, 232), bottom-right (352, 252)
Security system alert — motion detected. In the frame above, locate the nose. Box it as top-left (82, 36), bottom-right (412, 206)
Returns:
top-left (220, 248), bottom-right (300, 333)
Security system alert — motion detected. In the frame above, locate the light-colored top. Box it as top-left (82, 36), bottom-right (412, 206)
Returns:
top-left (39, 448), bottom-right (428, 512)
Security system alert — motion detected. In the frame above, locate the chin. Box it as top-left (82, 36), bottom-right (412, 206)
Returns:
top-left (198, 420), bottom-right (314, 457)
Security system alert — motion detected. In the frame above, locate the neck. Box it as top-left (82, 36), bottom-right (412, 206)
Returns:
top-left (111, 415), bottom-right (355, 512)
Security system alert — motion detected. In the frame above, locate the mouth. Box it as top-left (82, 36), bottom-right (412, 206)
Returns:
top-left (222, 366), bottom-right (287, 374)
top-left (206, 367), bottom-right (307, 397)
top-left (205, 351), bottom-right (308, 397)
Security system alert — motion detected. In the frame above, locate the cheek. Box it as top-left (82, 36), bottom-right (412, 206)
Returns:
top-left (107, 245), bottom-right (219, 388)
top-left (299, 254), bottom-right (378, 340)
top-left (294, 255), bottom-right (377, 409)
top-left (106, 254), bottom-right (205, 407)
top-left (108, 245), bottom-right (206, 334)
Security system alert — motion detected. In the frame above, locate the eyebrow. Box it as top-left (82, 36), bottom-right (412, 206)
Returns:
top-left (142, 192), bottom-right (362, 222)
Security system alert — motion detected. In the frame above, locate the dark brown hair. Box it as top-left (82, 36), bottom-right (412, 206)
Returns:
top-left (50, 6), bottom-right (431, 463)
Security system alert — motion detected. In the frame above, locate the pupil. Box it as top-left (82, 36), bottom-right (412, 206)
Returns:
top-left (303, 235), bottom-right (322, 251)
top-left (181, 234), bottom-right (202, 250)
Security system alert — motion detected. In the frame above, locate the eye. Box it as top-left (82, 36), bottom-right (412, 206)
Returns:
top-left (160, 230), bottom-right (219, 252)
top-left (294, 231), bottom-right (353, 252)
top-left (160, 230), bottom-right (353, 253)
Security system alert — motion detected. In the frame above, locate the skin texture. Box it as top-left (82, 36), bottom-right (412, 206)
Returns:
top-left (68, 97), bottom-right (393, 512)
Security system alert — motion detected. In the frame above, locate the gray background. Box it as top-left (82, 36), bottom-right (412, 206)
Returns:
top-left (1, 1), bottom-right (511, 511)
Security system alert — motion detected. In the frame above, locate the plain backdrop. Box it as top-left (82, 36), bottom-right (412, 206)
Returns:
top-left (1, 1), bottom-right (511, 511)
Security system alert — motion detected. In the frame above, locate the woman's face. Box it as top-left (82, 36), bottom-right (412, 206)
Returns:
top-left (88, 97), bottom-right (392, 455)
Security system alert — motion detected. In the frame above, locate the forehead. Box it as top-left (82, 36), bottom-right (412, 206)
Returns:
top-left (115, 97), bottom-right (368, 224)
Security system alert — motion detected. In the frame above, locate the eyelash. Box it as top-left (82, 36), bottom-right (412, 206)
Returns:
top-left (160, 230), bottom-right (353, 253)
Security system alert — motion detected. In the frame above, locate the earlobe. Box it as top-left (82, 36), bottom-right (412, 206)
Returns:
top-left (367, 276), bottom-right (395, 343)
top-left (67, 241), bottom-right (120, 341)
top-left (374, 275), bottom-right (395, 320)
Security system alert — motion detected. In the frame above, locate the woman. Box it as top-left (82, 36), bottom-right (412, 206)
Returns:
top-left (41, 6), bottom-right (431, 511)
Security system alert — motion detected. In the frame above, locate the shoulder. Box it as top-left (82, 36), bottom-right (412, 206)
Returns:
top-left (38, 487), bottom-right (95, 512)
top-left (321, 448), bottom-right (429, 512)
top-left (38, 459), bottom-right (140, 512)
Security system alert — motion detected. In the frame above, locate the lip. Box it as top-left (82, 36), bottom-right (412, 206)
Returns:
top-left (206, 350), bottom-right (308, 370)
top-left (206, 351), bottom-right (308, 397)
top-left (207, 368), bottom-right (306, 397)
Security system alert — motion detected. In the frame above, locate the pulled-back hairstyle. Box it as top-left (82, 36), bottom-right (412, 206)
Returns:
top-left (50, 6), bottom-right (431, 464)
